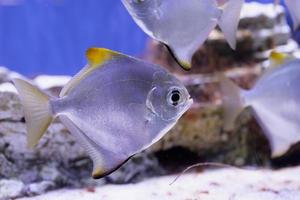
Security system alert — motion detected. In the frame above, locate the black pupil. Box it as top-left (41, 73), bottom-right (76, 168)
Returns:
top-left (171, 90), bottom-right (180, 105)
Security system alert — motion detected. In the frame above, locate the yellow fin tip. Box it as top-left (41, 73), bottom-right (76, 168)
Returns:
top-left (86, 48), bottom-right (121, 67)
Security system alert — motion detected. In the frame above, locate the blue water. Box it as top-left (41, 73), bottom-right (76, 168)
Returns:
top-left (0, 0), bottom-right (147, 76)
top-left (0, 0), bottom-right (295, 76)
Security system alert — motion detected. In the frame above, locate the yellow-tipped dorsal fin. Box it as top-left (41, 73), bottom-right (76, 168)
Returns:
top-left (263, 51), bottom-right (295, 76)
top-left (86, 48), bottom-right (121, 67)
top-left (60, 48), bottom-right (123, 97)
top-left (270, 51), bottom-right (290, 66)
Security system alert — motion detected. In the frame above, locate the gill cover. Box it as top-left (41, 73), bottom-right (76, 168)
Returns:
top-left (146, 71), bottom-right (188, 121)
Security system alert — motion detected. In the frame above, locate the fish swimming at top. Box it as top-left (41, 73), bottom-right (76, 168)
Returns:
top-left (122, 0), bottom-right (244, 70)
top-left (13, 48), bottom-right (193, 178)
top-left (284, 0), bottom-right (300, 30)
top-left (219, 51), bottom-right (300, 158)
top-left (274, 0), bottom-right (300, 30)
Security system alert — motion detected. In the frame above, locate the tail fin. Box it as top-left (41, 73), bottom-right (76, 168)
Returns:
top-left (13, 78), bottom-right (54, 148)
top-left (218, 74), bottom-right (246, 131)
top-left (218, 0), bottom-right (243, 49)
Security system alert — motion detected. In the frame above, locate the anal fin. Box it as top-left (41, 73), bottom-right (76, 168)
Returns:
top-left (165, 44), bottom-right (192, 71)
top-left (59, 115), bottom-right (129, 179)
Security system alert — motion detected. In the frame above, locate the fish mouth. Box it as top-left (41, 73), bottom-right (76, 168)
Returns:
top-left (187, 97), bottom-right (194, 108)
top-left (182, 97), bottom-right (193, 114)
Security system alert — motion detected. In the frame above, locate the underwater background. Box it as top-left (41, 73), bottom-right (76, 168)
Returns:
top-left (1, 1), bottom-right (300, 199)
top-left (0, 0), bottom-right (297, 76)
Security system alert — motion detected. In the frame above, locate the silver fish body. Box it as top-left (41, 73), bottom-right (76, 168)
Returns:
top-left (244, 60), bottom-right (300, 156)
top-left (285, 0), bottom-right (300, 30)
top-left (13, 48), bottom-right (193, 178)
top-left (274, 0), bottom-right (300, 30)
top-left (122, 0), bottom-right (243, 70)
top-left (220, 56), bottom-right (300, 157)
top-left (53, 58), bottom-right (189, 157)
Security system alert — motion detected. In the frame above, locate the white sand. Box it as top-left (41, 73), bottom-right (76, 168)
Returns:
top-left (20, 166), bottom-right (300, 200)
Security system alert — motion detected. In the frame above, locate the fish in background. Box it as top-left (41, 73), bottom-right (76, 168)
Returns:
top-left (13, 48), bottom-right (193, 178)
top-left (284, 0), bottom-right (300, 30)
top-left (274, 0), bottom-right (300, 30)
top-left (122, 0), bottom-right (243, 70)
top-left (219, 51), bottom-right (300, 158)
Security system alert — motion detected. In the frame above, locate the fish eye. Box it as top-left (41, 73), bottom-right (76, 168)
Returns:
top-left (171, 91), bottom-right (180, 103)
top-left (167, 88), bottom-right (182, 106)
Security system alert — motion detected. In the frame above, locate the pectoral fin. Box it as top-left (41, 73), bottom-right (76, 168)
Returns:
top-left (59, 115), bottom-right (130, 179)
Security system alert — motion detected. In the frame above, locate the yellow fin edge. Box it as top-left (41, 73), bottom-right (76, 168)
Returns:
top-left (60, 48), bottom-right (123, 97)
top-left (86, 48), bottom-right (122, 67)
top-left (270, 51), bottom-right (289, 65)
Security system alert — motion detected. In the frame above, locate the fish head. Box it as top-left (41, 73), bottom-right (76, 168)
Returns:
top-left (146, 71), bottom-right (193, 122)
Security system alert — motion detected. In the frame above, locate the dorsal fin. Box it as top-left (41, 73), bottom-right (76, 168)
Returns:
top-left (60, 48), bottom-right (123, 97)
top-left (269, 51), bottom-right (290, 67)
top-left (262, 51), bottom-right (295, 77)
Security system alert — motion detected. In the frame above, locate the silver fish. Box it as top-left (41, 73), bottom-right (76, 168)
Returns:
top-left (13, 48), bottom-right (193, 178)
top-left (219, 52), bottom-right (300, 158)
top-left (285, 0), bottom-right (300, 30)
top-left (274, 0), bottom-right (300, 30)
top-left (122, 0), bottom-right (244, 70)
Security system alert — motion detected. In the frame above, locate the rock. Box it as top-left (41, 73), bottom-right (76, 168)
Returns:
top-left (26, 181), bottom-right (55, 196)
top-left (33, 75), bottom-right (71, 90)
top-left (239, 2), bottom-right (286, 30)
top-left (0, 83), bottom-right (17, 94)
top-left (18, 166), bottom-right (300, 200)
top-left (33, 75), bottom-right (71, 96)
top-left (0, 66), bottom-right (23, 84)
top-left (0, 90), bottom-right (94, 191)
top-left (0, 91), bottom-right (23, 121)
top-left (106, 153), bottom-right (166, 184)
top-left (0, 120), bottom-right (94, 188)
top-left (0, 179), bottom-right (24, 200)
